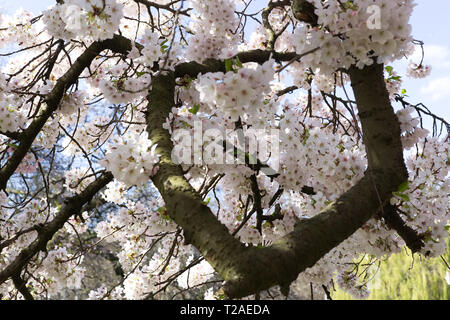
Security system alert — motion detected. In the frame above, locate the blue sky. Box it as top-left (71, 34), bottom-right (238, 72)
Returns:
top-left (0, 0), bottom-right (448, 132)
top-left (392, 0), bottom-right (450, 132)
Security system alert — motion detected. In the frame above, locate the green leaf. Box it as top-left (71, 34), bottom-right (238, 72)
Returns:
top-left (188, 103), bottom-right (200, 114)
top-left (136, 71), bottom-right (146, 78)
top-left (397, 182), bottom-right (409, 193)
top-left (202, 197), bottom-right (211, 205)
top-left (385, 66), bottom-right (393, 76)
top-left (6, 143), bottom-right (19, 149)
top-left (234, 56), bottom-right (243, 68)
top-left (393, 192), bottom-right (410, 202)
top-left (225, 59), bottom-right (233, 73)
top-left (160, 44), bottom-right (169, 53)
top-left (157, 206), bottom-right (166, 213)
top-left (246, 153), bottom-right (256, 165)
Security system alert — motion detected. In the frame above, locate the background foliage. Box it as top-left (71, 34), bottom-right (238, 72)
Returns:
top-left (333, 238), bottom-right (450, 300)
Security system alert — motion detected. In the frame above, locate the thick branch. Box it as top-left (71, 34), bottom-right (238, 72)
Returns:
top-left (144, 61), bottom-right (408, 299)
top-left (174, 49), bottom-right (298, 78)
top-left (0, 172), bottom-right (113, 285)
top-left (0, 36), bottom-right (130, 191)
top-left (12, 273), bottom-right (34, 300)
top-left (0, 131), bottom-right (23, 141)
top-left (1, 31), bottom-right (411, 298)
top-left (0, 34), bottom-right (300, 192)
top-left (291, 0), bottom-right (319, 27)
top-left (382, 204), bottom-right (424, 253)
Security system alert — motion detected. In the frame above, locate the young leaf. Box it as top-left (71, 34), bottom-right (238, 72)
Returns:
top-left (385, 66), bottom-right (393, 76)
top-left (393, 192), bottom-right (410, 202)
top-left (6, 143), bottom-right (19, 149)
top-left (225, 59), bottom-right (233, 73)
top-left (157, 207), bottom-right (166, 213)
top-left (234, 56), bottom-right (243, 68)
top-left (397, 181), bottom-right (409, 193)
top-left (188, 103), bottom-right (200, 114)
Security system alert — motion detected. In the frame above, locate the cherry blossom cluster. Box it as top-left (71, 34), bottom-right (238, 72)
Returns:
top-left (101, 129), bottom-right (160, 187)
top-left (0, 199), bottom-right (41, 244)
top-left (119, 242), bottom-right (183, 299)
top-left (59, 91), bottom-right (86, 116)
top-left (15, 153), bottom-right (40, 174)
top-left (186, 0), bottom-right (240, 61)
top-left (88, 59), bottom-right (151, 105)
top-left (0, 9), bottom-right (37, 49)
top-left (243, 11), bottom-right (295, 53)
top-left (64, 168), bottom-right (97, 194)
top-left (0, 105), bottom-right (22, 134)
top-left (43, 0), bottom-right (124, 41)
top-left (277, 114), bottom-right (366, 196)
top-left (407, 62), bottom-right (432, 79)
top-left (385, 68), bottom-right (403, 100)
top-left (35, 116), bottom-right (61, 149)
top-left (95, 198), bottom-right (175, 243)
top-left (177, 256), bottom-right (215, 289)
top-left (392, 137), bottom-right (449, 258)
top-left (0, 74), bottom-right (26, 133)
top-left (1, 229), bottom-right (86, 297)
top-left (101, 180), bottom-right (128, 205)
top-left (135, 29), bottom-right (164, 67)
top-left (292, 0), bottom-right (415, 74)
top-left (396, 107), bottom-right (429, 150)
top-left (193, 59), bottom-right (277, 124)
top-left (93, 202), bottom-right (186, 299)
top-left (33, 247), bottom-right (86, 296)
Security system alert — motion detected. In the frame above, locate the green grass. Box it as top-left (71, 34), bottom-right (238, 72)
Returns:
top-left (332, 239), bottom-right (450, 300)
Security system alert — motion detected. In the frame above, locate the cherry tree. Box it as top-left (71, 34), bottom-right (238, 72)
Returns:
top-left (0, 0), bottom-right (448, 300)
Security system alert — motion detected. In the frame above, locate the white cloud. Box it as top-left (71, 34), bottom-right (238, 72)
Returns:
top-left (420, 76), bottom-right (450, 101)
top-left (410, 44), bottom-right (450, 68)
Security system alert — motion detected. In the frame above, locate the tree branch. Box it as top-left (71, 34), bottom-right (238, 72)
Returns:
top-left (381, 204), bottom-right (424, 253)
top-left (0, 30), bottom-right (412, 299)
top-left (12, 273), bottom-right (34, 300)
top-left (144, 60), bottom-right (408, 299)
top-left (0, 172), bottom-right (113, 285)
top-left (0, 36), bottom-right (124, 191)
